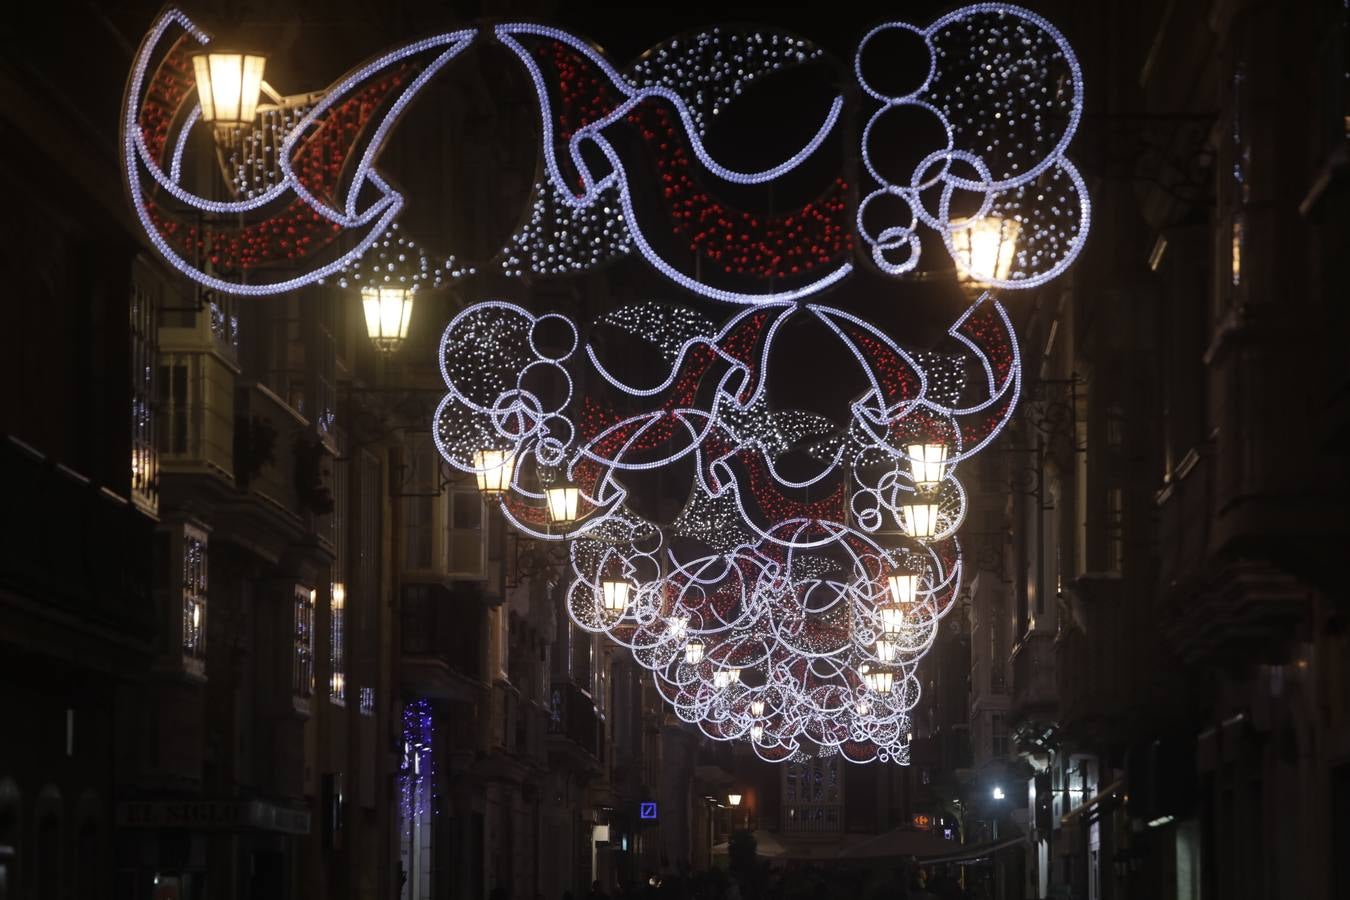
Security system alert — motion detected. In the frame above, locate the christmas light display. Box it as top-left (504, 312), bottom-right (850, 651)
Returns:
top-left (122, 6), bottom-right (1086, 302)
top-left (399, 699), bottom-right (435, 825)
top-left (429, 292), bottom-right (1012, 762)
top-left (120, 5), bottom-right (1091, 763)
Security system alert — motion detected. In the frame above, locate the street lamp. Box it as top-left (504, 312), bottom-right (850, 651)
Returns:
top-left (951, 216), bottom-right (1021, 287)
top-left (361, 285), bottom-right (415, 353)
top-left (875, 638), bottom-right (897, 663)
top-left (600, 579), bottom-right (631, 618)
top-left (714, 668), bottom-right (740, 689)
top-left (860, 665), bottom-right (894, 695)
top-left (684, 640), bottom-right (705, 665)
top-left (899, 500), bottom-right (940, 540)
top-left (750, 699), bottom-right (765, 717)
top-left (749, 724), bottom-right (763, 743)
top-left (879, 606), bottom-right (906, 635)
top-left (886, 572), bottom-right (919, 607)
top-left (191, 50), bottom-right (267, 139)
top-left (473, 449), bottom-right (515, 496)
top-left (992, 786), bottom-right (1006, 801)
top-left (728, 793), bottom-right (742, 807)
top-left (545, 483), bottom-right (581, 525)
top-left (906, 442), bottom-right (949, 492)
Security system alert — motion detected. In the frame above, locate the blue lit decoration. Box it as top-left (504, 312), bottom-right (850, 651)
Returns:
top-left (399, 699), bottom-right (435, 826)
top-left (120, 6), bottom-right (1089, 764)
top-left (640, 802), bottom-right (658, 820)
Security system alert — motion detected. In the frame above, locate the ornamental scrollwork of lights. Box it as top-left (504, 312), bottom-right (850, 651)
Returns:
top-left (121, 4), bottom-right (1088, 765)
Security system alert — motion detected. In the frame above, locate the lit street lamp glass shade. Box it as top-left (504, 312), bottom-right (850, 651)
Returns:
top-left (713, 671), bottom-right (730, 689)
top-left (857, 700), bottom-right (872, 716)
top-left (886, 573), bottom-right (919, 607)
top-left (899, 502), bottom-right (940, 540)
top-left (727, 667), bottom-right (741, 684)
top-left (750, 700), bottom-right (765, 717)
top-left (952, 216), bottom-right (1021, 285)
top-left (545, 484), bottom-right (581, 524)
top-left (192, 51), bottom-right (267, 133)
top-left (728, 794), bottom-right (742, 807)
top-left (600, 579), bottom-right (630, 617)
top-left (863, 670), bottom-right (895, 694)
top-left (750, 725), bottom-right (763, 743)
top-left (361, 286), bottom-right (415, 352)
top-left (685, 640), bottom-right (705, 665)
top-left (906, 442), bottom-right (948, 492)
top-left (880, 606), bottom-right (906, 636)
top-left (875, 639), bottom-right (897, 663)
top-left (473, 449), bottom-right (515, 495)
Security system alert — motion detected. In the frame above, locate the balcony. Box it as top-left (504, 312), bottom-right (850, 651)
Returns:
top-left (158, 349), bottom-right (236, 485)
top-left (1159, 446), bottom-right (1310, 666)
top-left (400, 582), bottom-right (486, 702)
top-left (547, 680), bottom-right (602, 773)
top-left (1011, 632), bottom-right (1057, 721)
top-left (1055, 576), bottom-right (1129, 744)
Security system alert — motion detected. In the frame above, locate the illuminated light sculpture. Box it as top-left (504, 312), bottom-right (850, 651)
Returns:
top-left (120, 5), bottom-right (1094, 766)
top-left (122, 6), bottom-right (1087, 300)
top-left (473, 449), bottom-right (516, 496)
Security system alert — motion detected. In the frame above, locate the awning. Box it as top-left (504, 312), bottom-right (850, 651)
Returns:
top-left (913, 834), bottom-right (1027, 866)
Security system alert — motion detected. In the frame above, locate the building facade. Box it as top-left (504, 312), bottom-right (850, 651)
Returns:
top-left (0, 5), bottom-right (695, 899)
top-left (957, 1), bottom-right (1350, 898)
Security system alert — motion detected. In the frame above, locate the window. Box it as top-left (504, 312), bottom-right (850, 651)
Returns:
top-left (447, 478), bottom-right (485, 576)
top-left (1105, 403), bottom-right (1125, 451)
top-left (209, 295), bottom-right (239, 357)
top-left (182, 528), bottom-right (207, 676)
top-left (782, 756), bottom-right (843, 833)
top-left (990, 620), bottom-right (1006, 693)
top-left (130, 266), bottom-right (158, 514)
top-left (294, 586), bottom-right (315, 702)
top-left (992, 713), bottom-right (1010, 758)
top-left (402, 443), bottom-right (437, 571)
top-left (1106, 487), bottom-right (1124, 574)
top-left (159, 362), bottom-right (189, 456)
top-left (330, 582), bottom-right (346, 705)
top-left (360, 687), bottom-right (376, 718)
top-left (330, 448), bottom-right (348, 706)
